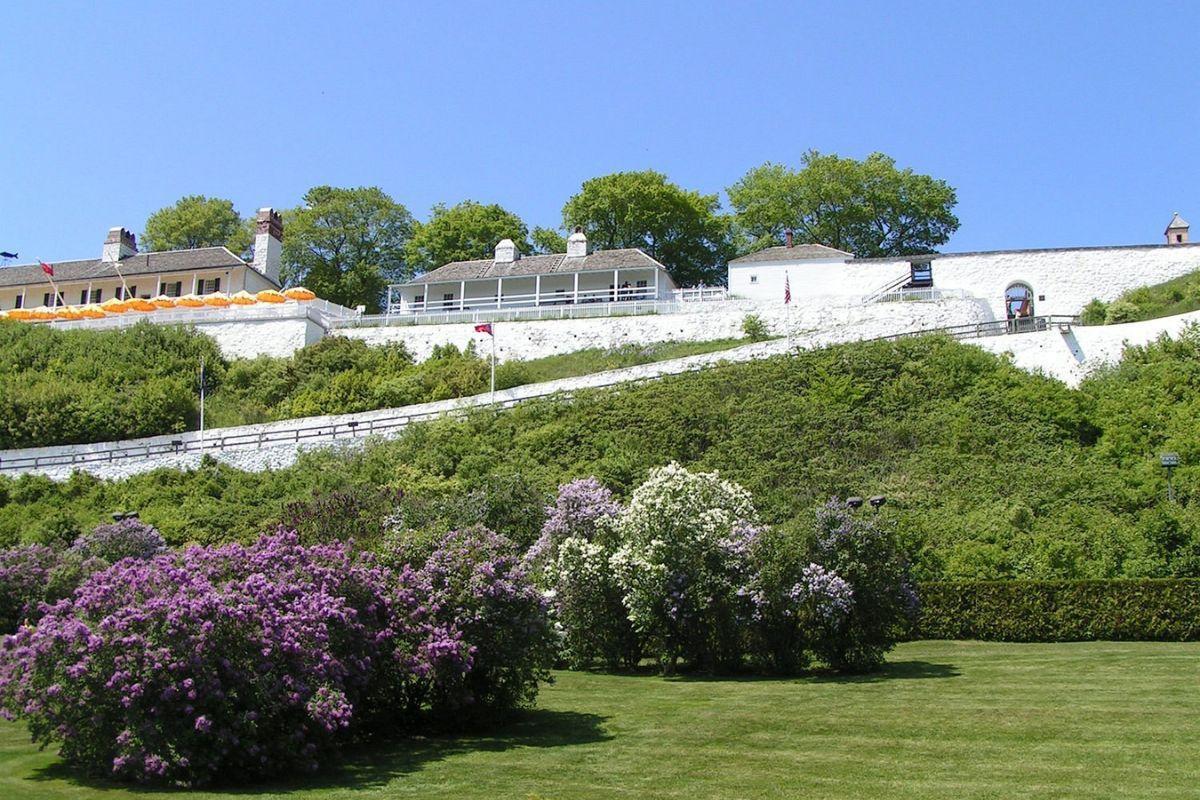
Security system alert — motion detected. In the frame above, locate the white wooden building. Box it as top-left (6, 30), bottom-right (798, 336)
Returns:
top-left (389, 229), bottom-right (677, 314)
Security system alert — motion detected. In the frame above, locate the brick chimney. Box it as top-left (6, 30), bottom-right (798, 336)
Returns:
top-left (785, 229), bottom-right (794, 248)
top-left (566, 226), bottom-right (588, 258)
top-left (251, 208), bottom-right (284, 283)
top-left (1165, 212), bottom-right (1189, 245)
top-left (102, 227), bottom-right (137, 262)
top-left (494, 238), bottom-right (518, 263)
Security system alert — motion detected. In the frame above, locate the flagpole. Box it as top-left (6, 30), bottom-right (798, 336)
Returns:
top-left (39, 261), bottom-right (62, 308)
top-left (785, 271), bottom-right (793, 351)
top-left (490, 325), bottom-right (496, 406)
top-left (198, 357), bottom-right (206, 451)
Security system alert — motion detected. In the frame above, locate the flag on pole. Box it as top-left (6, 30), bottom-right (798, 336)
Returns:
top-left (784, 273), bottom-right (791, 305)
top-left (39, 261), bottom-right (54, 277)
top-left (474, 323), bottom-right (493, 335)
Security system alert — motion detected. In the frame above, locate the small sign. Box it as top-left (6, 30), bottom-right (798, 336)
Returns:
top-left (1161, 453), bottom-right (1180, 467)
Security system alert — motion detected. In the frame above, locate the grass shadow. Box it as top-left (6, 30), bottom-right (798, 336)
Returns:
top-left (665, 659), bottom-right (961, 685)
top-left (27, 708), bottom-right (610, 795)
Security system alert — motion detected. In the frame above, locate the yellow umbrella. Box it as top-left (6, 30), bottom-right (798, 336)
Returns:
top-left (30, 305), bottom-right (56, 321)
top-left (230, 290), bottom-right (258, 306)
top-left (80, 304), bottom-right (107, 319)
top-left (101, 297), bottom-right (130, 314)
top-left (152, 295), bottom-right (178, 309)
top-left (126, 297), bottom-right (157, 312)
top-left (0, 310), bottom-right (7, 320)
top-left (256, 289), bottom-right (287, 304)
top-left (176, 294), bottom-right (206, 308)
top-left (283, 286), bottom-right (317, 301)
top-left (203, 291), bottom-right (232, 307)
top-left (7, 308), bottom-right (34, 321)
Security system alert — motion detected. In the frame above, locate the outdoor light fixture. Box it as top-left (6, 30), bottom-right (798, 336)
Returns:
top-left (845, 497), bottom-right (864, 509)
top-left (869, 495), bottom-right (887, 509)
top-left (1161, 453), bottom-right (1181, 503)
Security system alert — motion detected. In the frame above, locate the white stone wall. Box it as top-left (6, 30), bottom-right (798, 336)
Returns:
top-left (201, 317), bottom-right (324, 359)
top-left (334, 297), bottom-right (992, 361)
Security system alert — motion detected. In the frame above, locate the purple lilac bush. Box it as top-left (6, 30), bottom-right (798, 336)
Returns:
top-left (71, 518), bottom-right (167, 562)
top-left (0, 531), bottom-right (477, 785)
top-left (0, 544), bottom-right (59, 633)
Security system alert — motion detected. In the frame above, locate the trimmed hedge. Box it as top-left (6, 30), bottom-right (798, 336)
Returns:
top-left (916, 580), bottom-right (1200, 641)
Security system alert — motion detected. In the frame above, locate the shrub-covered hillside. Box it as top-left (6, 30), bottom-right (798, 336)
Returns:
top-left (0, 320), bottom-right (748, 449)
top-left (2, 329), bottom-right (1199, 581)
top-left (1082, 266), bottom-right (1200, 324)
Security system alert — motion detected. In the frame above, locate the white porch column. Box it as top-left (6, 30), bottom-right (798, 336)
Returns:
top-left (86, 281), bottom-right (94, 304)
top-left (192, 274), bottom-right (199, 294)
top-left (535, 275), bottom-right (542, 307)
top-left (459, 280), bottom-right (465, 311)
top-left (613, 269), bottom-right (619, 301)
top-left (497, 277), bottom-right (502, 309)
top-left (653, 269), bottom-right (659, 300)
top-left (573, 272), bottom-right (579, 304)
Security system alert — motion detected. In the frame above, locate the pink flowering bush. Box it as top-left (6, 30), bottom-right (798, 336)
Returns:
top-left (0, 531), bottom-right (475, 785)
top-left (413, 526), bottom-right (555, 719)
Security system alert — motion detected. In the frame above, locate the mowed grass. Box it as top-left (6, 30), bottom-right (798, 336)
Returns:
top-left (509, 337), bottom-right (756, 384)
top-left (0, 641), bottom-right (1196, 799)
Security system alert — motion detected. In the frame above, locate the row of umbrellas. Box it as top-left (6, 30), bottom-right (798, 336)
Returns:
top-left (1, 287), bottom-right (318, 322)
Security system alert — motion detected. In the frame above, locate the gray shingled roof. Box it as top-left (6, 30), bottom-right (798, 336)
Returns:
top-left (405, 248), bottom-right (667, 285)
top-left (728, 243), bottom-right (853, 265)
top-left (0, 247), bottom-right (253, 289)
top-left (1166, 212), bottom-right (1190, 231)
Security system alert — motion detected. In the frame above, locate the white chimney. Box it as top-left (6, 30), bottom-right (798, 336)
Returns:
top-left (251, 208), bottom-right (284, 283)
top-left (102, 227), bottom-right (137, 262)
top-left (566, 226), bottom-right (588, 258)
top-left (494, 238), bottom-right (518, 263)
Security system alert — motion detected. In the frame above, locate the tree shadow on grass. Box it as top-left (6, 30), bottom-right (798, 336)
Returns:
top-left (27, 708), bottom-right (611, 795)
top-left (665, 659), bottom-right (960, 684)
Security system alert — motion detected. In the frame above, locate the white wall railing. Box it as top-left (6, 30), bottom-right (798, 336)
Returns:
top-left (38, 299), bottom-right (358, 332)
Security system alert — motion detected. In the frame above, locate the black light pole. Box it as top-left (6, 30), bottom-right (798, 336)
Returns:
top-left (1161, 453), bottom-right (1180, 503)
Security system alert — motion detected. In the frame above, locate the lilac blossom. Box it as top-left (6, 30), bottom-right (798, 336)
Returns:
top-left (791, 563), bottom-right (854, 621)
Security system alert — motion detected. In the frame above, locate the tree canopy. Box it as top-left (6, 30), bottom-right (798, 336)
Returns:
top-left (727, 151), bottom-right (960, 258)
top-left (405, 201), bottom-right (529, 274)
top-left (141, 195), bottom-right (252, 255)
top-left (281, 186), bottom-right (415, 312)
top-left (562, 170), bottom-right (732, 287)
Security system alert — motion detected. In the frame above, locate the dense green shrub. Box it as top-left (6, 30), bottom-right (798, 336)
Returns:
top-left (915, 579), bottom-right (1200, 641)
top-left (1104, 298), bottom-right (1141, 324)
top-left (1079, 298), bottom-right (1108, 325)
top-left (742, 313), bottom-right (769, 342)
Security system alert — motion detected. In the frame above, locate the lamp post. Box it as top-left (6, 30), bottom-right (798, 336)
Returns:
top-left (1161, 453), bottom-right (1180, 503)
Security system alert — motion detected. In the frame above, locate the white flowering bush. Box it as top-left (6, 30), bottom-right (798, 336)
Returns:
top-left (611, 463), bottom-right (760, 673)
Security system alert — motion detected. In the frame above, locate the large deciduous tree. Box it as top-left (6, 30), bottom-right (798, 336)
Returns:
top-left (727, 151), bottom-right (960, 258)
top-left (561, 170), bottom-right (732, 287)
top-left (281, 186), bottom-right (415, 312)
top-left (142, 195), bottom-right (252, 255)
top-left (405, 201), bottom-right (530, 274)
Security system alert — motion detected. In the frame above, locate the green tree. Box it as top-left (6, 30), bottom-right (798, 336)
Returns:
top-left (281, 186), bottom-right (415, 312)
top-left (561, 170), bottom-right (732, 287)
top-left (142, 195), bottom-right (252, 255)
top-left (405, 201), bottom-right (529, 274)
top-left (727, 151), bottom-right (960, 258)
top-left (530, 226), bottom-right (567, 254)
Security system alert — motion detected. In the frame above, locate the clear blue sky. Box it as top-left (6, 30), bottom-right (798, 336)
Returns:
top-left (2, 1), bottom-right (1196, 261)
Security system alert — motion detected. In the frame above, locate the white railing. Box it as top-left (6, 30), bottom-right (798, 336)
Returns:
top-left (40, 299), bottom-right (358, 332)
top-left (860, 287), bottom-right (971, 305)
top-left (335, 299), bottom-right (679, 328)
top-left (386, 286), bottom-right (659, 315)
top-left (674, 287), bottom-right (729, 302)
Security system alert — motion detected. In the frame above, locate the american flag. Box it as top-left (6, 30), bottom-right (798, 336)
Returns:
top-left (474, 323), bottom-right (493, 335)
top-left (784, 273), bottom-right (791, 305)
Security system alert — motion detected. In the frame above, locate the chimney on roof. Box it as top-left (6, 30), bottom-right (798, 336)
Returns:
top-left (251, 208), bottom-right (284, 283)
top-left (494, 238), bottom-right (518, 263)
top-left (1165, 212), bottom-right (1189, 245)
top-left (785, 229), bottom-right (794, 248)
top-left (102, 227), bottom-right (137, 262)
top-left (566, 226), bottom-right (588, 258)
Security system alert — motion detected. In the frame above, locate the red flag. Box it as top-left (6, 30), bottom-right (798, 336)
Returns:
top-left (474, 323), bottom-right (493, 335)
top-left (784, 273), bottom-right (791, 305)
top-left (39, 260), bottom-right (54, 277)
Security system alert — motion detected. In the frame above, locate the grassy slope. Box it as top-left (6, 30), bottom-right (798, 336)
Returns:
top-left (1087, 267), bottom-right (1200, 324)
top-left (1, 641), bottom-right (1196, 799)
top-left (509, 337), bottom-right (754, 384)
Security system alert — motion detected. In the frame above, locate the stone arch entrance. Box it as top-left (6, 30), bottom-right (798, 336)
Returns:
top-left (1005, 282), bottom-right (1034, 320)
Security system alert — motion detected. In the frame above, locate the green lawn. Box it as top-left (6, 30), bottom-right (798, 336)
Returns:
top-left (507, 337), bottom-right (758, 384)
top-left (1, 641), bottom-right (1196, 799)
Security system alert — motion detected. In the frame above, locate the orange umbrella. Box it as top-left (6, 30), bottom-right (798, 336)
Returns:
top-left (230, 290), bottom-right (258, 305)
top-left (55, 305), bottom-right (84, 321)
top-left (203, 291), bottom-right (232, 307)
top-left (30, 305), bottom-right (57, 321)
top-left (256, 289), bottom-right (287, 304)
top-left (152, 295), bottom-right (178, 309)
top-left (126, 297), bottom-right (157, 312)
top-left (7, 308), bottom-right (34, 321)
top-left (101, 297), bottom-right (130, 314)
top-left (177, 294), bottom-right (206, 308)
top-left (80, 304), bottom-right (107, 319)
top-left (283, 287), bottom-right (317, 301)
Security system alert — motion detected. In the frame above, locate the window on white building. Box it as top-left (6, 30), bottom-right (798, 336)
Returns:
top-left (750, 275), bottom-right (758, 284)
top-left (117, 285), bottom-right (138, 300)
top-left (79, 288), bottom-right (102, 304)
top-left (161, 281), bottom-right (183, 298)
top-left (200, 278), bottom-right (221, 295)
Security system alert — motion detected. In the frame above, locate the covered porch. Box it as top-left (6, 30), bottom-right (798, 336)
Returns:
top-left (390, 267), bottom-right (668, 314)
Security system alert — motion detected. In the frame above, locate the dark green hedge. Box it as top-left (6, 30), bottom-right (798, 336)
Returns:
top-left (915, 580), bottom-right (1200, 641)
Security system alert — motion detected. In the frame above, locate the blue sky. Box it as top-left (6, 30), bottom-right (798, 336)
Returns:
top-left (2, 1), bottom-right (1196, 261)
